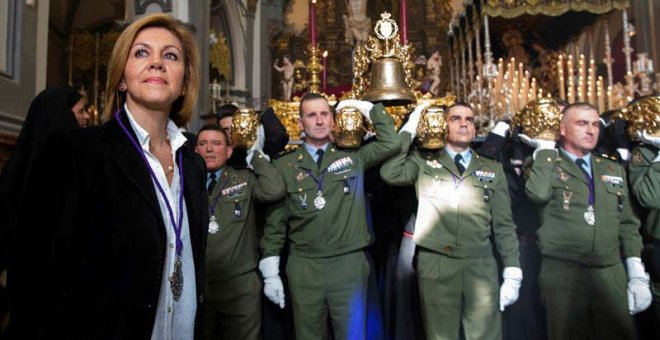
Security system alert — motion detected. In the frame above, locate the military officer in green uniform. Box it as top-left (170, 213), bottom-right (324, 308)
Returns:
top-left (628, 127), bottom-right (660, 333)
top-left (259, 93), bottom-right (401, 339)
top-left (521, 102), bottom-right (651, 340)
top-left (380, 103), bottom-right (522, 340)
top-left (195, 124), bottom-right (285, 340)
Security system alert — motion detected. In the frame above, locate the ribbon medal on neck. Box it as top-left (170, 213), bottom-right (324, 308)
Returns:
top-left (584, 205), bottom-right (595, 226)
top-left (169, 256), bottom-right (184, 301)
top-left (208, 215), bottom-right (220, 234)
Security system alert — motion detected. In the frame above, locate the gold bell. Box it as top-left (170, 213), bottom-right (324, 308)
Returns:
top-left (362, 57), bottom-right (416, 106)
top-left (626, 95), bottom-right (660, 139)
top-left (416, 106), bottom-right (447, 149)
top-left (231, 108), bottom-right (260, 148)
top-left (361, 12), bottom-right (415, 106)
top-left (332, 106), bottom-right (366, 148)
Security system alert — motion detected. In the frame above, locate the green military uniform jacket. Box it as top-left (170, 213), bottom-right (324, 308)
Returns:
top-left (206, 151), bottom-right (285, 282)
top-left (261, 103), bottom-right (401, 258)
top-left (525, 149), bottom-right (642, 266)
top-left (629, 145), bottom-right (660, 243)
top-left (380, 132), bottom-right (520, 268)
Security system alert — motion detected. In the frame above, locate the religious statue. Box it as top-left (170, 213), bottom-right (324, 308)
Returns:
top-left (502, 28), bottom-right (530, 67)
top-left (292, 59), bottom-right (308, 94)
top-left (343, 0), bottom-right (371, 47)
top-left (427, 51), bottom-right (442, 97)
top-left (273, 57), bottom-right (294, 101)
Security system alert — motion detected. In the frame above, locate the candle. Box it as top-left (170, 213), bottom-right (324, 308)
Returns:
top-left (567, 55), bottom-right (575, 103)
top-left (578, 55), bottom-right (586, 102)
top-left (309, 0), bottom-right (317, 46)
top-left (400, 0), bottom-right (408, 45)
top-left (322, 50), bottom-right (328, 90)
top-left (557, 55), bottom-right (565, 100)
top-left (589, 58), bottom-right (596, 105)
top-left (597, 77), bottom-right (605, 113)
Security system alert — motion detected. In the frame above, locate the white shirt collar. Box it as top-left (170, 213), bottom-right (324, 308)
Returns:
top-left (123, 103), bottom-right (188, 152)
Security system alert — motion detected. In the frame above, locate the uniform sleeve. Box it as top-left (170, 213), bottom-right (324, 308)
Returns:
top-left (260, 198), bottom-right (288, 258)
top-left (250, 151), bottom-right (286, 203)
top-left (619, 167), bottom-right (644, 258)
top-left (524, 149), bottom-right (558, 205)
top-left (629, 146), bottom-right (660, 210)
top-left (260, 160), bottom-right (288, 258)
top-left (380, 131), bottom-right (419, 186)
top-left (491, 163), bottom-right (520, 268)
top-left (356, 103), bottom-right (402, 170)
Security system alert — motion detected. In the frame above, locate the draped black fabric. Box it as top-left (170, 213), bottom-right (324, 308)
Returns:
top-left (0, 87), bottom-right (81, 271)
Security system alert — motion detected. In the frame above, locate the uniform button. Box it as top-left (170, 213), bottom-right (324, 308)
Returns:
top-left (565, 186), bottom-right (569, 190)
top-left (547, 157), bottom-right (552, 162)
top-left (298, 188), bottom-right (302, 192)
top-left (484, 185), bottom-right (488, 189)
top-left (169, 243), bottom-right (174, 249)
top-left (168, 306), bottom-right (172, 313)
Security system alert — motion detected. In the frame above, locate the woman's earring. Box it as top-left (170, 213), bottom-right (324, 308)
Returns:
top-left (118, 82), bottom-right (127, 91)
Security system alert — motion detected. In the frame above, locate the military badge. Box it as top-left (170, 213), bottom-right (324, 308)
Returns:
top-left (601, 175), bottom-right (624, 185)
top-left (296, 172), bottom-right (306, 181)
top-left (328, 157), bottom-right (354, 174)
top-left (474, 170), bottom-right (495, 182)
top-left (631, 149), bottom-right (644, 166)
top-left (208, 215), bottom-right (220, 234)
top-left (222, 182), bottom-right (247, 197)
top-left (426, 159), bottom-right (442, 169)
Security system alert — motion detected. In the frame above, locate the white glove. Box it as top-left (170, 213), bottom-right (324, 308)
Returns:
top-left (625, 257), bottom-right (652, 314)
top-left (336, 99), bottom-right (374, 124)
top-left (259, 256), bottom-right (285, 308)
top-left (492, 121), bottom-right (510, 137)
top-left (246, 125), bottom-right (269, 167)
top-left (637, 130), bottom-right (660, 149)
top-left (616, 148), bottom-right (630, 162)
top-left (519, 133), bottom-right (557, 160)
top-left (499, 267), bottom-right (522, 311)
top-left (400, 103), bottom-right (430, 137)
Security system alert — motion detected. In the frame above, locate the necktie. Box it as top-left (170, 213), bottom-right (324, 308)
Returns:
top-left (454, 154), bottom-right (465, 175)
top-left (575, 158), bottom-right (591, 179)
top-left (207, 172), bottom-right (217, 194)
top-left (316, 149), bottom-right (325, 169)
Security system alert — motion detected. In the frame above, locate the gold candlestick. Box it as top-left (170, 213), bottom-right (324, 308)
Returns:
top-left (307, 45), bottom-right (322, 93)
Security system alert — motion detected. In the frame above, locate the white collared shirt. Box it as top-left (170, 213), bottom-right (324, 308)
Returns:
top-left (124, 105), bottom-right (197, 340)
top-left (444, 147), bottom-right (472, 169)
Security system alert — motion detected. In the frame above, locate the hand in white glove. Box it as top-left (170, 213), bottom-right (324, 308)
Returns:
top-left (491, 121), bottom-right (510, 137)
top-left (625, 257), bottom-right (652, 314)
top-left (259, 256), bottom-right (285, 308)
top-left (499, 267), bottom-right (522, 311)
top-left (637, 130), bottom-right (660, 149)
top-left (336, 99), bottom-right (374, 124)
top-left (246, 124), bottom-right (269, 167)
top-left (400, 102), bottom-right (430, 137)
top-left (518, 134), bottom-right (556, 150)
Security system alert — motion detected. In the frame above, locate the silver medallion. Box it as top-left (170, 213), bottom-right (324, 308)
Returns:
top-left (584, 205), bottom-right (595, 226)
top-left (208, 215), bottom-right (220, 234)
top-left (314, 191), bottom-right (326, 210)
top-left (169, 256), bottom-right (184, 301)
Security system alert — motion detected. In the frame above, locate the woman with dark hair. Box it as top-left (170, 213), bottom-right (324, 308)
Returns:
top-left (0, 87), bottom-right (85, 336)
top-left (5, 13), bottom-right (207, 339)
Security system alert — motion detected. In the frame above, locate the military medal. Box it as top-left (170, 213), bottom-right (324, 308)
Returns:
top-left (208, 215), bottom-right (220, 234)
top-left (584, 205), bottom-right (595, 226)
top-left (314, 191), bottom-right (326, 210)
top-left (562, 191), bottom-right (572, 210)
top-left (299, 193), bottom-right (308, 210)
top-left (169, 256), bottom-right (184, 301)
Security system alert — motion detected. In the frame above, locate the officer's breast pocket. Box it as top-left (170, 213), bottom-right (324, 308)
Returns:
top-left (419, 169), bottom-right (449, 199)
top-left (603, 183), bottom-right (628, 214)
top-left (328, 169), bottom-right (359, 200)
top-left (221, 192), bottom-right (249, 222)
top-left (470, 176), bottom-right (494, 206)
top-left (550, 181), bottom-right (583, 213)
top-left (287, 180), bottom-right (318, 215)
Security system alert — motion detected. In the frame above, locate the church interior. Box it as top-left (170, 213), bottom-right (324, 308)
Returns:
top-left (0, 0), bottom-right (655, 168)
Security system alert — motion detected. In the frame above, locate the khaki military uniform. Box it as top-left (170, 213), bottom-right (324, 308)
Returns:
top-left (525, 149), bottom-right (643, 340)
top-left (380, 132), bottom-right (520, 340)
top-left (260, 103), bottom-right (400, 340)
top-left (205, 152), bottom-right (285, 340)
top-left (629, 145), bottom-right (660, 329)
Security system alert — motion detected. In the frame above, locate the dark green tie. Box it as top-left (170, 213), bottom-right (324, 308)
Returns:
top-left (207, 172), bottom-right (217, 194)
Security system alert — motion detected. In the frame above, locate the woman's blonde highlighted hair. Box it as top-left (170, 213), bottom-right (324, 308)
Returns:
top-left (102, 13), bottom-right (199, 127)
